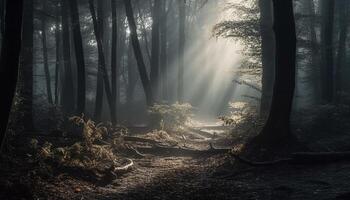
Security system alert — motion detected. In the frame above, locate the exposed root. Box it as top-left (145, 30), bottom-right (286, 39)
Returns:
top-left (137, 145), bottom-right (230, 157)
top-left (113, 158), bottom-right (134, 175)
top-left (232, 152), bottom-right (350, 166)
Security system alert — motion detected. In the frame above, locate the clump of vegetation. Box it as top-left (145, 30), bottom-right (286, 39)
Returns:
top-left (219, 101), bottom-right (259, 128)
top-left (30, 115), bottom-right (124, 170)
top-left (148, 103), bottom-right (194, 131)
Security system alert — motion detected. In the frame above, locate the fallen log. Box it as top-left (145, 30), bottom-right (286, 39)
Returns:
top-left (137, 145), bottom-right (230, 157)
top-left (122, 136), bottom-right (162, 145)
top-left (233, 152), bottom-right (350, 166)
top-left (113, 158), bottom-right (134, 175)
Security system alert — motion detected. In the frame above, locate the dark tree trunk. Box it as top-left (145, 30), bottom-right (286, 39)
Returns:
top-left (0, 0), bottom-right (24, 150)
top-left (111, 0), bottom-right (118, 123)
top-left (55, 3), bottom-right (61, 105)
top-left (124, 0), bottom-right (153, 106)
top-left (259, 0), bottom-right (275, 118)
top-left (320, 0), bottom-right (335, 103)
top-left (178, 0), bottom-right (185, 103)
top-left (93, 0), bottom-right (104, 121)
top-left (305, 0), bottom-right (320, 103)
top-left (41, 1), bottom-right (53, 105)
top-left (160, 0), bottom-right (168, 102)
top-left (19, 0), bottom-right (33, 130)
top-left (61, 0), bottom-right (75, 114)
top-left (253, 0), bottom-right (297, 147)
top-left (89, 0), bottom-right (116, 124)
top-left (150, 0), bottom-right (161, 100)
top-left (335, 0), bottom-right (349, 102)
top-left (69, 0), bottom-right (86, 115)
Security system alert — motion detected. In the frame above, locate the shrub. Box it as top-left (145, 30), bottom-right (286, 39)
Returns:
top-left (148, 102), bottom-right (193, 131)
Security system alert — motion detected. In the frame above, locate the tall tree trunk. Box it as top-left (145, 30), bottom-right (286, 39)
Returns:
top-left (178, 0), bottom-right (185, 103)
top-left (320, 0), bottom-right (335, 103)
top-left (89, 0), bottom-right (116, 124)
top-left (150, 0), bottom-right (161, 100)
top-left (93, 0), bottom-right (104, 121)
top-left (0, 0), bottom-right (24, 150)
top-left (259, 0), bottom-right (275, 118)
top-left (160, 0), bottom-right (168, 102)
top-left (61, 0), bottom-right (75, 114)
top-left (55, 3), bottom-right (61, 105)
top-left (335, 0), bottom-right (349, 102)
top-left (305, 0), bottom-right (320, 103)
top-left (41, 1), bottom-right (53, 105)
top-left (124, 0), bottom-right (153, 106)
top-left (19, 0), bottom-right (33, 130)
top-left (111, 0), bottom-right (118, 123)
top-left (253, 0), bottom-right (297, 147)
top-left (69, 0), bottom-right (86, 115)
top-left (127, 38), bottom-right (137, 123)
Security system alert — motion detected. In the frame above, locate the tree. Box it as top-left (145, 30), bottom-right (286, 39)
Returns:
top-left (259, 0), bottom-right (275, 117)
top-left (89, 0), bottom-right (117, 124)
top-left (305, 0), bottom-right (319, 99)
top-left (19, 0), bottom-right (34, 130)
top-left (252, 0), bottom-right (297, 148)
top-left (69, 0), bottom-right (86, 115)
top-left (0, 0), bottom-right (24, 150)
top-left (320, 0), bottom-right (335, 103)
top-left (335, 0), bottom-right (349, 102)
top-left (124, 0), bottom-right (154, 106)
top-left (93, 0), bottom-right (105, 121)
top-left (61, 0), bottom-right (75, 114)
top-left (55, 2), bottom-right (61, 105)
top-left (111, 0), bottom-right (118, 123)
top-left (41, 0), bottom-right (53, 105)
top-left (178, 0), bottom-right (186, 103)
top-left (150, 0), bottom-right (161, 99)
top-left (160, 0), bottom-right (168, 101)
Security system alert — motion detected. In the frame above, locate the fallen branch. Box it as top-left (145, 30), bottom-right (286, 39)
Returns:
top-left (113, 158), bottom-right (134, 175)
top-left (123, 136), bottom-right (161, 145)
top-left (137, 145), bottom-right (230, 157)
top-left (232, 152), bottom-right (350, 166)
top-left (233, 79), bottom-right (261, 93)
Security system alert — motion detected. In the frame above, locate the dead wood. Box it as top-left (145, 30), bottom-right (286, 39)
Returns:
top-left (233, 152), bottom-right (350, 166)
top-left (137, 145), bottom-right (230, 157)
top-left (122, 136), bottom-right (161, 145)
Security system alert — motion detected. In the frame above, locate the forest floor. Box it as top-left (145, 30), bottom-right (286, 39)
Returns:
top-left (2, 105), bottom-right (350, 199)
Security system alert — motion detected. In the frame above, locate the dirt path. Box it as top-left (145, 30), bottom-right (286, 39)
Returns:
top-left (4, 126), bottom-right (350, 199)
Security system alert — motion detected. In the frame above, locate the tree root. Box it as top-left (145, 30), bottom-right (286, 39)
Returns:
top-left (232, 152), bottom-right (350, 166)
top-left (137, 145), bottom-right (230, 157)
top-left (112, 158), bottom-right (134, 175)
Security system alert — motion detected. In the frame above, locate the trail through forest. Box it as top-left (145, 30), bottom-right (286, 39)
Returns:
top-left (3, 120), bottom-right (350, 200)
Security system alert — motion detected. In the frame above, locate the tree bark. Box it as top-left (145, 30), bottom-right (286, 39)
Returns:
top-left (253, 0), bottom-right (297, 147)
top-left (320, 0), bottom-right (335, 103)
top-left (259, 0), bottom-right (275, 118)
top-left (55, 3), bottom-right (61, 105)
top-left (61, 0), bottom-right (75, 114)
top-left (93, 0), bottom-right (105, 121)
top-left (178, 0), bottom-right (185, 103)
top-left (335, 0), bottom-right (349, 102)
top-left (69, 0), bottom-right (86, 115)
top-left (89, 0), bottom-right (117, 124)
top-left (41, 0), bottom-right (53, 105)
top-left (150, 0), bottom-right (161, 100)
top-left (19, 0), bottom-right (34, 130)
top-left (160, 0), bottom-right (168, 102)
top-left (124, 0), bottom-right (153, 106)
top-left (305, 0), bottom-right (320, 103)
top-left (0, 0), bottom-right (24, 150)
top-left (111, 0), bottom-right (118, 123)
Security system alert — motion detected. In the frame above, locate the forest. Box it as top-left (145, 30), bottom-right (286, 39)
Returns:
top-left (1, 0), bottom-right (350, 199)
